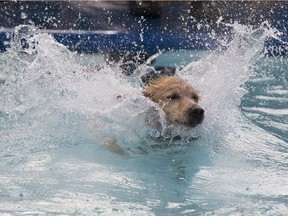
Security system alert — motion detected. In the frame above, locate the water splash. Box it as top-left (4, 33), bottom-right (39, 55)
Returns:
top-left (178, 22), bottom-right (284, 144)
top-left (174, 22), bottom-right (288, 215)
top-left (0, 26), bottom-right (155, 156)
top-left (0, 23), bottom-right (285, 154)
top-left (0, 22), bottom-right (287, 215)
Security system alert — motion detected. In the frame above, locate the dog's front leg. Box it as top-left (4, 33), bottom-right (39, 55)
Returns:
top-left (103, 139), bottom-right (126, 155)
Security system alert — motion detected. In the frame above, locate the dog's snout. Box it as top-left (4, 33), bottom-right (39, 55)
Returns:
top-left (186, 105), bottom-right (204, 127)
top-left (189, 106), bottom-right (204, 116)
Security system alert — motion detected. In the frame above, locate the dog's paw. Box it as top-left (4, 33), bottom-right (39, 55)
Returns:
top-left (103, 139), bottom-right (126, 155)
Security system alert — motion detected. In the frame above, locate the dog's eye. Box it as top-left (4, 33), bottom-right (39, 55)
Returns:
top-left (191, 94), bottom-right (199, 101)
top-left (167, 93), bottom-right (180, 100)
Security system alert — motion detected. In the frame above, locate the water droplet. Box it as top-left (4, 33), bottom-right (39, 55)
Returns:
top-left (21, 12), bottom-right (28, 20)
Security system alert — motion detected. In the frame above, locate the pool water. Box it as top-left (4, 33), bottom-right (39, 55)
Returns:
top-left (0, 23), bottom-right (287, 215)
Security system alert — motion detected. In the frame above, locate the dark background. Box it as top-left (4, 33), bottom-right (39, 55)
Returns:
top-left (0, 1), bottom-right (287, 54)
top-left (1, 1), bottom-right (286, 33)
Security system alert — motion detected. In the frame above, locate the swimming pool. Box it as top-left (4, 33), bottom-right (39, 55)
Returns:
top-left (0, 23), bottom-right (287, 215)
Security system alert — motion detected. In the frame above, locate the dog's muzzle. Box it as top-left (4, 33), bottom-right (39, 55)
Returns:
top-left (186, 105), bottom-right (205, 127)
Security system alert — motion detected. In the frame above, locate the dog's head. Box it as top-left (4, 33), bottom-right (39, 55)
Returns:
top-left (143, 76), bottom-right (204, 127)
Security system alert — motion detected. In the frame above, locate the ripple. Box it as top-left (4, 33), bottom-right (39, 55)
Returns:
top-left (242, 107), bottom-right (288, 116)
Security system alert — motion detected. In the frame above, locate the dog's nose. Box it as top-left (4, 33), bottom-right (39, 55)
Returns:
top-left (189, 106), bottom-right (204, 116)
top-left (187, 105), bottom-right (204, 126)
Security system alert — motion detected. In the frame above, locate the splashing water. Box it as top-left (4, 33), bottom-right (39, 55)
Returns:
top-left (178, 23), bottom-right (288, 214)
top-left (1, 26), bottom-right (152, 154)
top-left (0, 23), bottom-right (287, 215)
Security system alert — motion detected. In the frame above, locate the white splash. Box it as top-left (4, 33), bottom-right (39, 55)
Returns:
top-left (0, 23), bottom-right (285, 154)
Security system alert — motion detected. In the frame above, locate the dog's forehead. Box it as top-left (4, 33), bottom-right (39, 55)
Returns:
top-left (174, 80), bottom-right (195, 92)
top-left (147, 76), bottom-right (197, 94)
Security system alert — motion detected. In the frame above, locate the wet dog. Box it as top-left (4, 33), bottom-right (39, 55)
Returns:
top-left (104, 76), bottom-right (204, 155)
top-left (143, 76), bottom-right (204, 127)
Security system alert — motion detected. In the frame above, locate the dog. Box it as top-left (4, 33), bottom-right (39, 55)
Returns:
top-left (143, 76), bottom-right (204, 127)
top-left (104, 76), bottom-right (204, 155)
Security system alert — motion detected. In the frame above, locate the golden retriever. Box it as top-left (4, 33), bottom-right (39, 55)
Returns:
top-left (143, 76), bottom-right (204, 127)
top-left (104, 76), bottom-right (204, 155)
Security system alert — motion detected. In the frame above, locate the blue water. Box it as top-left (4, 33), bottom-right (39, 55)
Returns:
top-left (0, 24), bottom-right (287, 215)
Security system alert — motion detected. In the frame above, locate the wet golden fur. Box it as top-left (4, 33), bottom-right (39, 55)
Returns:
top-left (143, 76), bottom-right (204, 127)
